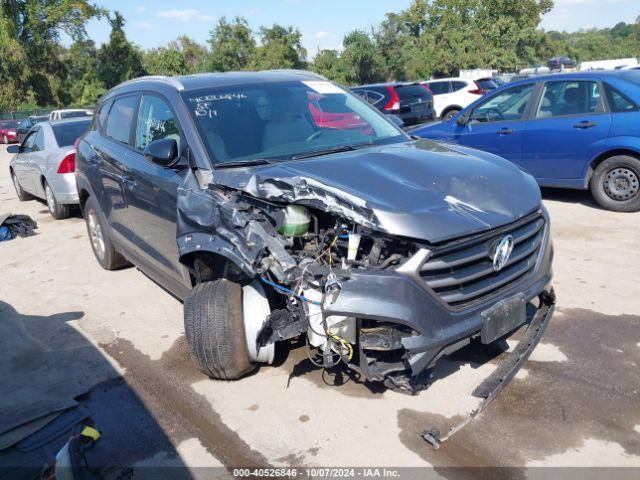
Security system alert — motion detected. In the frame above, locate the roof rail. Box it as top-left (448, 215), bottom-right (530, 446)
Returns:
top-left (115, 75), bottom-right (185, 91)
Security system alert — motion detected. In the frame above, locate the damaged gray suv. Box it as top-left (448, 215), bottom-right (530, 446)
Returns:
top-left (76, 71), bottom-right (555, 396)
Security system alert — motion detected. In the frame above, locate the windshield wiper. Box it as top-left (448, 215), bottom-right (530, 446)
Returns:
top-left (214, 158), bottom-right (271, 169)
top-left (291, 145), bottom-right (358, 160)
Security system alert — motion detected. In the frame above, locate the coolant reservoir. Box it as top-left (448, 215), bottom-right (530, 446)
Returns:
top-left (279, 205), bottom-right (310, 236)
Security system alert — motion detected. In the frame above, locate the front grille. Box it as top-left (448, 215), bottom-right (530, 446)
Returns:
top-left (420, 211), bottom-right (545, 310)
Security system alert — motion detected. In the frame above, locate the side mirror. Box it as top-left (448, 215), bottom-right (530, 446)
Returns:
top-left (143, 138), bottom-right (178, 167)
top-left (455, 113), bottom-right (469, 126)
top-left (387, 114), bottom-right (405, 129)
top-left (7, 145), bottom-right (20, 154)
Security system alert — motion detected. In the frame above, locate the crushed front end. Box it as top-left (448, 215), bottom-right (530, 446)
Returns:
top-left (177, 165), bottom-right (555, 394)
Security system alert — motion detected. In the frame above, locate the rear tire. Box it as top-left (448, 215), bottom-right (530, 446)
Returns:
top-left (11, 170), bottom-right (33, 201)
top-left (590, 155), bottom-right (640, 212)
top-left (83, 196), bottom-right (130, 270)
top-left (44, 180), bottom-right (70, 220)
top-left (184, 280), bottom-right (255, 380)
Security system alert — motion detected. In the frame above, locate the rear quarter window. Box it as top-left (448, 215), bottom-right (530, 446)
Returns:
top-left (451, 81), bottom-right (468, 91)
top-left (427, 82), bottom-right (450, 95)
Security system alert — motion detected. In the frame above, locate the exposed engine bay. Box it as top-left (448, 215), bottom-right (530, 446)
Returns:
top-left (177, 167), bottom-right (428, 393)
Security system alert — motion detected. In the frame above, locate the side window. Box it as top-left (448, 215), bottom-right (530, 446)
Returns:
top-left (470, 84), bottom-right (535, 123)
top-left (604, 83), bottom-right (637, 112)
top-left (536, 81), bottom-right (604, 118)
top-left (105, 95), bottom-right (139, 145)
top-left (135, 95), bottom-right (181, 152)
top-left (96, 101), bottom-right (112, 131)
top-left (33, 128), bottom-right (45, 151)
top-left (451, 81), bottom-right (467, 92)
top-left (22, 131), bottom-right (37, 151)
top-left (428, 82), bottom-right (450, 95)
top-left (366, 90), bottom-right (385, 107)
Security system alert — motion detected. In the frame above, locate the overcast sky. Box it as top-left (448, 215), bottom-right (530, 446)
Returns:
top-left (73, 0), bottom-right (639, 54)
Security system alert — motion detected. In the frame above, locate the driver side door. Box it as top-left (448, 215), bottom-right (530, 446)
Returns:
top-left (13, 130), bottom-right (37, 193)
top-left (453, 83), bottom-right (536, 167)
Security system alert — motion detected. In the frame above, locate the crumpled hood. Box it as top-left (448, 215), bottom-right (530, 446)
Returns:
top-left (213, 140), bottom-right (541, 243)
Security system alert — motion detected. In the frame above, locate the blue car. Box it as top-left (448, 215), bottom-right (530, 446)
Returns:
top-left (412, 70), bottom-right (640, 212)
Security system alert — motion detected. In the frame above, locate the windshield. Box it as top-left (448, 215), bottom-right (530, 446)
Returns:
top-left (182, 80), bottom-right (406, 166)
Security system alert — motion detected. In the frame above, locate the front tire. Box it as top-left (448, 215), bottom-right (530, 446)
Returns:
top-left (11, 170), bottom-right (32, 201)
top-left (44, 180), bottom-right (70, 220)
top-left (184, 280), bottom-right (255, 380)
top-left (590, 155), bottom-right (640, 212)
top-left (83, 197), bottom-right (129, 270)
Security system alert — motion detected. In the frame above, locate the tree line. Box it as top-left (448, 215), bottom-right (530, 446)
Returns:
top-left (1, 0), bottom-right (639, 112)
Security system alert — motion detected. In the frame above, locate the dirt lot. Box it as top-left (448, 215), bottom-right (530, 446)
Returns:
top-left (1, 143), bottom-right (639, 474)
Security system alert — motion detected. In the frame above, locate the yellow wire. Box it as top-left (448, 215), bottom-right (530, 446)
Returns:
top-left (328, 332), bottom-right (353, 361)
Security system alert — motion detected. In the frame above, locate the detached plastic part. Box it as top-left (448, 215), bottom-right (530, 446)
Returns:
top-left (422, 289), bottom-right (555, 448)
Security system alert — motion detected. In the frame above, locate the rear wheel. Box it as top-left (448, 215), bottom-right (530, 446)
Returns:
top-left (84, 197), bottom-right (129, 269)
top-left (11, 170), bottom-right (32, 201)
top-left (44, 180), bottom-right (70, 220)
top-left (590, 155), bottom-right (640, 212)
top-left (184, 279), bottom-right (255, 380)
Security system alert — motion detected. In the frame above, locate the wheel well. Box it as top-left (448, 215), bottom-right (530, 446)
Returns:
top-left (586, 149), bottom-right (640, 186)
top-left (78, 188), bottom-right (90, 209)
top-left (180, 251), bottom-right (249, 287)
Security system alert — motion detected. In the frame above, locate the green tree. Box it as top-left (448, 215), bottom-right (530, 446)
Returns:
top-left (340, 30), bottom-right (384, 84)
top-left (311, 49), bottom-right (347, 84)
top-left (252, 24), bottom-right (307, 70)
top-left (207, 16), bottom-right (256, 71)
top-left (97, 11), bottom-right (145, 89)
top-left (169, 36), bottom-right (208, 73)
top-left (0, 0), bottom-right (103, 110)
top-left (143, 46), bottom-right (188, 76)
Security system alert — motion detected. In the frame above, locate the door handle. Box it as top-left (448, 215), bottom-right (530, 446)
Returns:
top-left (573, 121), bottom-right (596, 129)
top-left (496, 128), bottom-right (514, 135)
top-left (122, 174), bottom-right (137, 188)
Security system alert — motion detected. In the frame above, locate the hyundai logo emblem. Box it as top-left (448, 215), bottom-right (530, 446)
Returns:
top-left (492, 235), bottom-right (514, 272)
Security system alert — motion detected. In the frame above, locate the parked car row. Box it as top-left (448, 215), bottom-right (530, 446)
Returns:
top-left (412, 70), bottom-right (640, 212)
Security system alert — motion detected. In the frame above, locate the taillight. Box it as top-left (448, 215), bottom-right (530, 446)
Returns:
top-left (383, 86), bottom-right (401, 111)
top-left (57, 152), bottom-right (76, 174)
top-left (468, 88), bottom-right (484, 95)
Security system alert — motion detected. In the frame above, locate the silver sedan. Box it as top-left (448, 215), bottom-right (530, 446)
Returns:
top-left (9, 118), bottom-right (91, 219)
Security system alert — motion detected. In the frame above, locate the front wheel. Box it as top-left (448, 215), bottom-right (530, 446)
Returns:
top-left (442, 109), bottom-right (460, 121)
top-left (44, 180), bottom-right (70, 220)
top-left (590, 155), bottom-right (640, 212)
top-left (11, 171), bottom-right (32, 201)
top-left (184, 280), bottom-right (255, 380)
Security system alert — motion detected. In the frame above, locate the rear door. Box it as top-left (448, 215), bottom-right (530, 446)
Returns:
top-left (126, 93), bottom-right (186, 285)
top-left (96, 94), bottom-right (141, 251)
top-left (425, 81), bottom-right (451, 117)
top-left (521, 79), bottom-right (611, 182)
top-left (453, 83), bottom-right (536, 166)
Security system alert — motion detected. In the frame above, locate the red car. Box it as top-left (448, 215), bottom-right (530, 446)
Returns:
top-left (308, 93), bottom-right (370, 131)
top-left (0, 120), bottom-right (22, 144)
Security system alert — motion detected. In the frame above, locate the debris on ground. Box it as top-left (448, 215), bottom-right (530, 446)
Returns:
top-left (0, 214), bottom-right (37, 241)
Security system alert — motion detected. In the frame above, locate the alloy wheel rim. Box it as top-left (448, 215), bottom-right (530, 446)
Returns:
top-left (87, 209), bottom-right (106, 260)
top-left (603, 167), bottom-right (639, 201)
top-left (12, 174), bottom-right (21, 196)
top-left (45, 185), bottom-right (55, 213)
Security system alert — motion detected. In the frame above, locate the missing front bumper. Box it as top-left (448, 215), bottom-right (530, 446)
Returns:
top-left (422, 288), bottom-right (556, 448)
